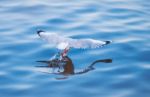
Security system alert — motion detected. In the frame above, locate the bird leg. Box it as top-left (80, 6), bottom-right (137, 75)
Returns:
top-left (49, 47), bottom-right (70, 72)
top-left (56, 47), bottom-right (70, 72)
top-left (61, 47), bottom-right (70, 57)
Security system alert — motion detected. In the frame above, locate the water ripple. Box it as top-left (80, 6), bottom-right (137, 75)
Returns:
top-left (0, 0), bottom-right (150, 97)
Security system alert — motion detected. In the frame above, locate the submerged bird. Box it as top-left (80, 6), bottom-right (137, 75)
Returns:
top-left (37, 30), bottom-right (112, 57)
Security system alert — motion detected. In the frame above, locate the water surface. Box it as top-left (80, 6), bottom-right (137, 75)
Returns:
top-left (0, 0), bottom-right (150, 97)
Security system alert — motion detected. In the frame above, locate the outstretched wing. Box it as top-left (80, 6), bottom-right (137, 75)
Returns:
top-left (37, 31), bottom-right (111, 49)
top-left (37, 31), bottom-right (63, 44)
top-left (37, 31), bottom-right (71, 49)
top-left (69, 39), bottom-right (111, 49)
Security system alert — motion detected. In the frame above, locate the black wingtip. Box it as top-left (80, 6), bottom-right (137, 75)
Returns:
top-left (105, 41), bottom-right (112, 45)
top-left (37, 30), bottom-right (44, 35)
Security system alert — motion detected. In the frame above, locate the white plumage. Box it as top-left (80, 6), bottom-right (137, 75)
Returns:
top-left (37, 30), bottom-right (111, 50)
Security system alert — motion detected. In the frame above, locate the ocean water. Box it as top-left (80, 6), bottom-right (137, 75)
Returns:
top-left (0, 0), bottom-right (150, 97)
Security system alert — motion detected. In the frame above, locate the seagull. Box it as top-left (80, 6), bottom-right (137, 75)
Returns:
top-left (37, 30), bottom-right (112, 57)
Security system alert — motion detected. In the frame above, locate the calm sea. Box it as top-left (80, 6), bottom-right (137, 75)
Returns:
top-left (0, 0), bottom-right (150, 97)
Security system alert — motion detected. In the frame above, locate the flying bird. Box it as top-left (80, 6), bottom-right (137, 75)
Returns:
top-left (37, 30), bottom-right (112, 57)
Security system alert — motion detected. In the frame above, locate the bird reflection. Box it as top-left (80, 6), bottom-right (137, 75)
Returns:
top-left (36, 55), bottom-right (112, 79)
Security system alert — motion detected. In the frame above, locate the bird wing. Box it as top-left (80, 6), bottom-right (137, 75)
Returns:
top-left (68, 39), bottom-right (111, 49)
top-left (38, 31), bottom-right (111, 49)
top-left (38, 32), bottom-right (63, 44)
top-left (38, 31), bottom-right (70, 49)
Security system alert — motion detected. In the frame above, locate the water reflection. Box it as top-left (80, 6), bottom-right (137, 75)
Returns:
top-left (36, 55), bottom-right (112, 79)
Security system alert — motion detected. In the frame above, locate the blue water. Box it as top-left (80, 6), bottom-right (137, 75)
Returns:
top-left (0, 0), bottom-right (150, 97)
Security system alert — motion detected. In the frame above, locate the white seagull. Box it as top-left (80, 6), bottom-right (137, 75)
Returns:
top-left (37, 30), bottom-right (112, 57)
